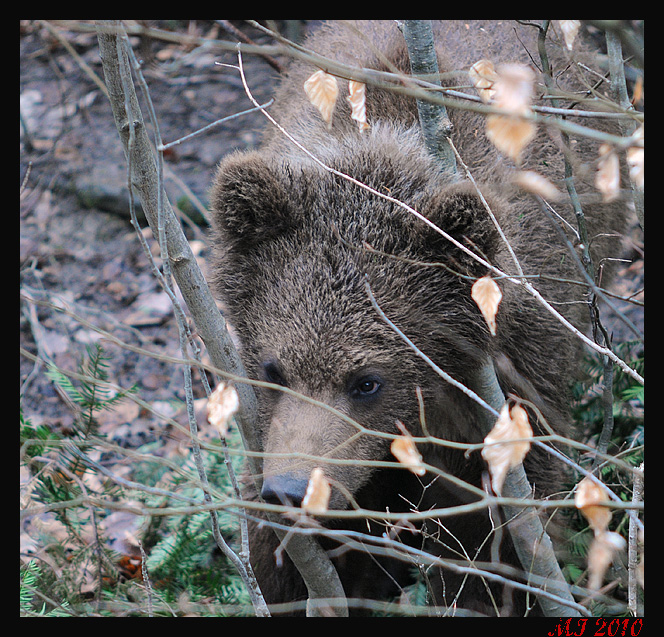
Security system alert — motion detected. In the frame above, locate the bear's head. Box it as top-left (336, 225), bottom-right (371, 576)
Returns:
top-left (209, 136), bottom-right (504, 511)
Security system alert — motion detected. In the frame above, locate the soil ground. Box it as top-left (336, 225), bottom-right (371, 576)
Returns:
top-left (20, 21), bottom-right (292, 442)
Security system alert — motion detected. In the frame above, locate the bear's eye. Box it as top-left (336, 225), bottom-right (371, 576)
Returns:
top-left (262, 361), bottom-right (287, 387)
top-left (350, 376), bottom-right (382, 400)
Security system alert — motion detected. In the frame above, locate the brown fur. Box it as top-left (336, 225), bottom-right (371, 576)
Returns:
top-left (209, 21), bottom-right (626, 615)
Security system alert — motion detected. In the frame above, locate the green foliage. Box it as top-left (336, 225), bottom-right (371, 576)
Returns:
top-left (20, 344), bottom-right (252, 616)
top-left (138, 435), bottom-right (251, 613)
top-left (566, 340), bottom-right (644, 608)
top-left (20, 560), bottom-right (73, 617)
top-left (573, 340), bottom-right (644, 470)
top-left (45, 343), bottom-right (137, 435)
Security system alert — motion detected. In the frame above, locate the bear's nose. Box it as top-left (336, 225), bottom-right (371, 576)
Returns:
top-left (261, 474), bottom-right (310, 507)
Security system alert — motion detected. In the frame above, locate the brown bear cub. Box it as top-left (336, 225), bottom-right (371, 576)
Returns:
top-left (209, 21), bottom-right (626, 615)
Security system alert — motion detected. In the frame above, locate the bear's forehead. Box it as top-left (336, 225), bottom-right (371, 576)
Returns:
top-left (242, 229), bottom-right (442, 387)
top-left (251, 272), bottom-right (408, 388)
top-left (255, 298), bottom-right (394, 376)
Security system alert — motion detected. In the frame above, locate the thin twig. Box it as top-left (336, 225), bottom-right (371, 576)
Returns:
top-left (627, 462), bottom-right (644, 615)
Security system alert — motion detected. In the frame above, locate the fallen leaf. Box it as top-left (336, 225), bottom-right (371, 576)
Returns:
top-left (123, 291), bottom-right (173, 327)
top-left (486, 64), bottom-right (536, 163)
top-left (391, 436), bottom-right (425, 476)
top-left (207, 382), bottom-right (239, 437)
top-left (513, 170), bottom-right (562, 201)
top-left (627, 124), bottom-right (644, 190)
top-left (587, 530), bottom-right (625, 590)
top-left (302, 467), bottom-right (331, 513)
top-left (304, 69), bottom-right (339, 128)
top-left (391, 421), bottom-right (426, 476)
top-left (471, 276), bottom-right (502, 336)
top-left (558, 21), bottom-right (581, 50)
top-left (482, 403), bottom-right (532, 494)
top-left (596, 143), bottom-right (621, 202)
top-left (575, 476), bottom-right (612, 533)
top-left (469, 59), bottom-right (497, 103)
top-left (348, 80), bottom-right (370, 132)
top-left (102, 509), bottom-right (144, 556)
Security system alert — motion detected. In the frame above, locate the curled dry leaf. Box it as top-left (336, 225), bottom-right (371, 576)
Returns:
top-left (596, 143), bottom-right (621, 202)
top-left (513, 170), bottom-right (562, 201)
top-left (627, 124), bottom-right (644, 190)
top-left (487, 116), bottom-right (536, 163)
top-left (485, 64), bottom-right (536, 163)
top-left (304, 69), bottom-right (339, 128)
top-left (575, 476), bottom-right (612, 534)
top-left (391, 421), bottom-right (426, 475)
top-left (391, 436), bottom-right (426, 476)
top-left (207, 382), bottom-right (239, 437)
top-left (587, 530), bottom-right (626, 591)
top-left (471, 275), bottom-right (502, 336)
top-left (469, 59), bottom-right (497, 103)
top-left (482, 403), bottom-right (533, 494)
top-left (302, 467), bottom-right (331, 514)
top-left (348, 80), bottom-right (370, 132)
top-left (631, 75), bottom-right (644, 107)
top-left (558, 20), bottom-right (581, 50)
top-left (491, 64), bottom-right (535, 113)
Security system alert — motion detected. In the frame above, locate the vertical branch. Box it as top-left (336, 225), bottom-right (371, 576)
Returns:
top-left (95, 20), bottom-right (269, 617)
top-left (537, 22), bottom-right (619, 473)
top-left (473, 362), bottom-right (581, 617)
top-left (400, 19), bottom-right (578, 616)
top-left (401, 20), bottom-right (457, 175)
top-left (96, 21), bottom-right (348, 617)
top-left (628, 462), bottom-right (644, 615)
top-left (605, 29), bottom-right (644, 230)
top-left (592, 356), bottom-right (616, 473)
top-left (95, 21), bottom-right (259, 455)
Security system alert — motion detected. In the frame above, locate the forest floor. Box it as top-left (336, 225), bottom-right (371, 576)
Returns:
top-left (20, 21), bottom-right (286, 442)
top-left (20, 22), bottom-right (297, 584)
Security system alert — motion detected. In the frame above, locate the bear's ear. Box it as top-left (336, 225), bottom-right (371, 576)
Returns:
top-left (417, 181), bottom-right (502, 272)
top-left (209, 151), bottom-right (295, 250)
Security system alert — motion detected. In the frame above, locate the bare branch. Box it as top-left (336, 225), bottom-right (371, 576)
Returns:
top-left (400, 20), bottom-right (456, 174)
top-left (94, 20), bottom-right (351, 618)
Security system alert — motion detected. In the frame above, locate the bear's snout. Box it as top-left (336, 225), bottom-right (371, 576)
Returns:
top-left (261, 473), bottom-right (310, 507)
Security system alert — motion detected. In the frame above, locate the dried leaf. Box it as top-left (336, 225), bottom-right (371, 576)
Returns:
top-left (482, 403), bottom-right (533, 494)
top-left (492, 63), bottom-right (535, 113)
top-left (486, 64), bottom-right (536, 163)
top-left (558, 20), bottom-right (581, 50)
top-left (596, 143), bottom-right (621, 202)
top-left (471, 275), bottom-right (502, 336)
top-left (631, 74), bottom-right (644, 107)
top-left (587, 531), bottom-right (626, 590)
top-left (391, 436), bottom-right (426, 476)
top-left (348, 80), bottom-right (370, 132)
top-left (575, 476), bottom-right (612, 534)
top-left (304, 69), bottom-right (339, 128)
top-left (486, 115), bottom-right (536, 164)
top-left (302, 467), bottom-right (331, 514)
top-left (207, 382), bottom-right (239, 437)
top-left (469, 59), bottom-right (497, 103)
top-left (627, 124), bottom-right (644, 190)
top-left (513, 170), bottom-right (562, 201)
